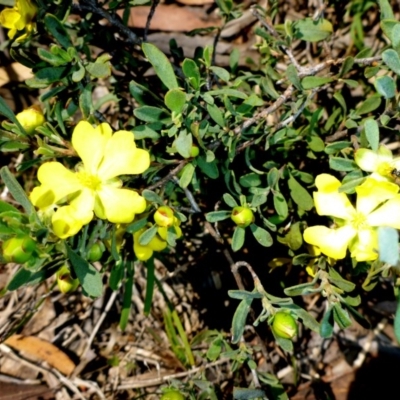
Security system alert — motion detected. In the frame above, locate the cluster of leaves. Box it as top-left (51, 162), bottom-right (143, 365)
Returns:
top-left (2, 0), bottom-right (400, 397)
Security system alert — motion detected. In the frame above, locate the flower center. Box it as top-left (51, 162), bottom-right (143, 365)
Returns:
top-left (350, 212), bottom-right (368, 230)
top-left (377, 161), bottom-right (395, 178)
top-left (77, 171), bottom-right (101, 191)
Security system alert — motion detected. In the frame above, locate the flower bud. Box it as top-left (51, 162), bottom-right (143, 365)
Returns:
top-left (2, 236), bottom-right (36, 264)
top-left (272, 312), bottom-right (298, 340)
top-left (87, 242), bottom-right (105, 262)
top-left (189, 144), bottom-right (200, 158)
top-left (231, 206), bottom-right (254, 228)
top-left (154, 206), bottom-right (175, 227)
top-left (56, 265), bottom-right (79, 293)
top-left (160, 390), bottom-right (185, 400)
top-left (16, 105), bottom-right (45, 134)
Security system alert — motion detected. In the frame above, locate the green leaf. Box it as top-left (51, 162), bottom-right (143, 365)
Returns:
top-left (355, 96), bottom-right (381, 115)
top-left (133, 106), bottom-right (170, 123)
top-left (132, 124), bottom-right (160, 140)
top-left (223, 193), bottom-right (238, 208)
top-left (207, 89), bottom-right (248, 99)
top-left (287, 174), bottom-right (314, 211)
top-left (86, 62), bottom-right (111, 79)
top-left (293, 18), bottom-right (333, 42)
top-left (164, 89), bottom-right (186, 113)
top-left (0, 200), bottom-right (19, 213)
top-left (179, 163), bottom-right (195, 188)
top-left (0, 96), bottom-right (26, 135)
top-left (273, 192), bottom-right (288, 218)
top-left (273, 334), bottom-right (293, 352)
top-left (232, 226), bottom-right (245, 252)
top-left (142, 42), bottom-right (178, 90)
top-left (182, 58), bottom-right (200, 89)
top-left (44, 14), bottom-right (73, 49)
top-left (6, 267), bottom-right (47, 291)
top-left (120, 265), bottom-right (133, 330)
top-left (302, 76), bottom-right (334, 89)
top-left (378, 226), bottom-right (399, 266)
top-left (250, 224), bottom-right (273, 247)
top-left (231, 297), bottom-right (253, 344)
top-left (333, 303), bottom-right (352, 329)
top-left (338, 177), bottom-right (366, 193)
top-left (207, 103), bottom-right (225, 127)
top-left (205, 210), bottom-right (231, 223)
top-left (320, 307), bottom-right (334, 338)
top-left (142, 189), bottom-right (164, 205)
top-left (374, 75), bottom-right (396, 99)
top-left (66, 245), bottom-right (103, 298)
top-left (37, 48), bottom-right (69, 66)
top-left (329, 157), bottom-right (357, 172)
top-left (0, 167), bottom-right (34, 215)
top-left (139, 224), bottom-right (158, 245)
top-left (284, 281), bottom-right (319, 297)
top-left (233, 388), bottom-right (267, 400)
top-left (175, 130), bottom-right (192, 158)
top-left (239, 172), bottom-right (262, 188)
top-left (228, 290), bottom-right (263, 300)
top-left (126, 218), bottom-right (149, 234)
top-left (144, 258), bottom-right (155, 315)
top-left (364, 119), bottom-right (379, 151)
top-left (79, 83), bottom-right (93, 119)
top-left (378, 0), bottom-right (395, 20)
top-left (382, 49), bottom-right (400, 75)
top-left (286, 64), bottom-right (302, 90)
top-left (329, 267), bottom-right (356, 292)
top-left (338, 57), bottom-right (354, 78)
top-left (109, 260), bottom-right (125, 290)
top-left (197, 156), bottom-right (219, 179)
top-left (210, 66), bottom-right (230, 82)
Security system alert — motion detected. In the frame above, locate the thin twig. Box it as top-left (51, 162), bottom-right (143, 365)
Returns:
top-left (144, 0), bottom-right (161, 42)
top-left (73, 1), bottom-right (141, 46)
top-left (146, 160), bottom-right (188, 191)
top-left (117, 358), bottom-right (230, 389)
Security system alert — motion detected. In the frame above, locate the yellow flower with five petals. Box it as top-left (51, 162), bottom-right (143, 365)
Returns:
top-left (303, 174), bottom-right (400, 262)
top-left (30, 121), bottom-right (150, 239)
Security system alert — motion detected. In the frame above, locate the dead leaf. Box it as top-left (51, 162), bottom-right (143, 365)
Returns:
top-left (5, 334), bottom-right (75, 376)
top-left (175, 0), bottom-right (214, 4)
top-left (121, 4), bottom-right (220, 32)
top-left (0, 63), bottom-right (32, 87)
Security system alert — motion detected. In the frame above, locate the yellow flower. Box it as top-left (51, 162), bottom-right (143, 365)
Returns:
top-left (0, 0), bottom-right (37, 40)
top-left (30, 121), bottom-right (150, 238)
top-left (157, 216), bottom-right (182, 240)
top-left (16, 105), bottom-right (45, 134)
top-left (303, 174), bottom-right (400, 261)
top-left (354, 145), bottom-right (400, 182)
top-left (133, 227), bottom-right (167, 261)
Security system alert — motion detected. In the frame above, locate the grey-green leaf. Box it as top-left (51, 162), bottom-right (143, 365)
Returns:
top-left (287, 175), bottom-right (314, 211)
top-left (231, 297), bottom-right (253, 344)
top-left (232, 226), bottom-right (246, 252)
top-left (142, 42), bottom-right (178, 90)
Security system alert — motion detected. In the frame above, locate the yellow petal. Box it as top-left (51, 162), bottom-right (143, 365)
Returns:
top-left (72, 121), bottom-right (111, 175)
top-left (15, 0), bottom-right (37, 28)
top-left (69, 189), bottom-right (94, 225)
top-left (97, 130), bottom-right (150, 180)
top-left (148, 235), bottom-right (168, 251)
top-left (349, 229), bottom-right (378, 261)
top-left (354, 148), bottom-right (382, 172)
top-left (52, 206), bottom-right (84, 239)
top-left (37, 162), bottom-right (81, 201)
top-left (315, 174), bottom-right (342, 192)
top-left (133, 230), bottom-right (153, 261)
top-left (367, 197), bottom-right (400, 229)
top-left (30, 186), bottom-right (56, 209)
top-left (356, 178), bottom-right (399, 215)
top-left (97, 186), bottom-right (146, 223)
top-left (0, 8), bottom-right (20, 29)
top-left (303, 225), bottom-right (356, 259)
top-left (314, 191), bottom-right (354, 220)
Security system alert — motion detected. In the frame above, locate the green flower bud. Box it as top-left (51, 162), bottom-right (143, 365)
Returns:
top-left (16, 105), bottom-right (45, 135)
top-left (2, 236), bottom-right (36, 263)
top-left (160, 390), bottom-right (185, 400)
top-left (87, 242), bottom-right (105, 262)
top-left (154, 206), bottom-right (175, 227)
top-left (189, 144), bottom-right (200, 158)
top-left (272, 312), bottom-right (298, 340)
top-left (231, 206), bottom-right (254, 228)
top-left (56, 265), bottom-right (79, 294)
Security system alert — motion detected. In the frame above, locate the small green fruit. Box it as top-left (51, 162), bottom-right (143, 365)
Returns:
top-left (160, 390), bottom-right (185, 400)
top-left (87, 242), bottom-right (104, 262)
top-left (154, 206), bottom-right (175, 227)
top-left (189, 144), bottom-right (200, 158)
top-left (272, 312), bottom-right (298, 340)
top-left (231, 206), bottom-right (254, 228)
top-left (2, 236), bottom-right (36, 264)
top-left (56, 265), bottom-right (79, 293)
